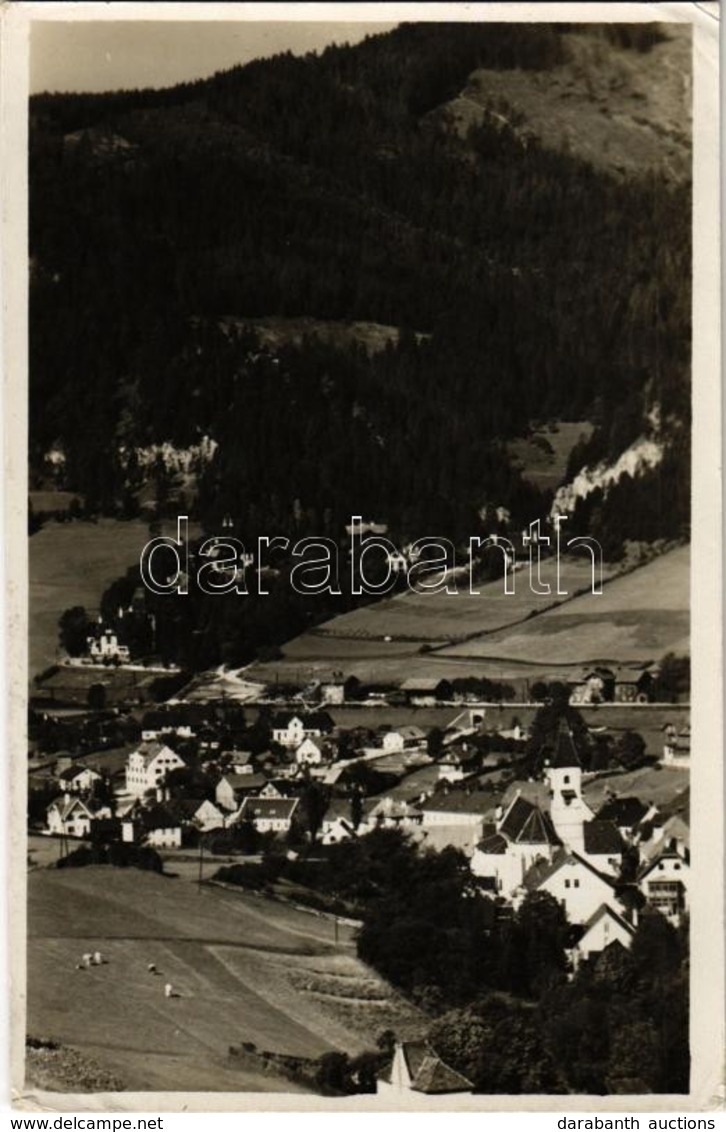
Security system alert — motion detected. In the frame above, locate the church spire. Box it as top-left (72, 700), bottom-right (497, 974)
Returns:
top-left (549, 718), bottom-right (582, 769)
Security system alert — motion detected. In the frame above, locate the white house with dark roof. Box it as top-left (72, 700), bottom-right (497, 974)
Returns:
top-left (363, 795), bottom-right (424, 834)
top-left (521, 848), bottom-right (617, 924)
top-left (294, 737), bottom-right (325, 766)
top-left (56, 764), bottom-right (102, 794)
top-left (46, 795), bottom-right (106, 839)
top-left (638, 848), bottom-right (689, 924)
top-left (320, 799), bottom-right (358, 845)
top-left (381, 725), bottom-right (427, 753)
top-left (663, 724), bottom-right (690, 768)
top-left (570, 904), bottom-right (636, 969)
top-left (377, 1041), bottom-right (472, 1098)
top-left (236, 795), bottom-right (299, 833)
top-left (125, 741), bottom-right (186, 798)
top-left (140, 804), bottom-right (182, 849)
top-left (271, 712), bottom-right (334, 748)
top-left (417, 790), bottom-right (493, 852)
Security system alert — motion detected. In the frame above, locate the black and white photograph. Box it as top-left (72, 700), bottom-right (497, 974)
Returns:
top-left (4, 0), bottom-right (722, 1113)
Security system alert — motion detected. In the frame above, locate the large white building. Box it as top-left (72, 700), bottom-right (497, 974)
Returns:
top-left (125, 741), bottom-right (186, 797)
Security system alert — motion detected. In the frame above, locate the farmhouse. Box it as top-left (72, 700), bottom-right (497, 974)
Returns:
top-left (170, 797), bottom-right (226, 833)
top-left (569, 904), bottom-right (635, 969)
top-left (56, 764), bottom-right (102, 794)
top-left (222, 750), bottom-right (255, 774)
top-left (271, 712), bottom-right (334, 748)
top-left (377, 1041), bottom-right (472, 1097)
top-left (364, 796), bottom-right (424, 834)
top-left (140, 804), bottom-right (183, 849)
top-left (46, 795), bottom-right (103, 839)
top-left (319, 681), bottom-right (345, 706)
top-left (215, 772), bottom-right (268, 812)
top-left (236, 795), bottom-right (300, 833)
top-left (125, 741), bottom-right (186, 797)
top-left (399, 678), bottom-right (452, 706)
top-left (568, 667), bottom-right (613, 706)
top-left (320, 800), bottom-right (358, 845)
top-left (612, 665), bottom-right (656, 704)
top-left (639, 848), bottom-right (689, 924)
top-left (381, 725), bottom-right (427, 753)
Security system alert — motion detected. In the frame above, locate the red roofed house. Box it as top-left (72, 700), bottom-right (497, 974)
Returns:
top-left (377, 1042), bottom-right (472, 1098)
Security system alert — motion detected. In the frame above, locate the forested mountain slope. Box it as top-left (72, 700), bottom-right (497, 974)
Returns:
top-left (30, 22), bottom-right (690, 551)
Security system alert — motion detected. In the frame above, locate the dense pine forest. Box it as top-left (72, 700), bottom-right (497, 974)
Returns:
top-left (30, 21), bottom-right (690, 554)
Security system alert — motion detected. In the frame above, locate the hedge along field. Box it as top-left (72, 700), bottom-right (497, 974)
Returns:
top-left (439, 545), bottom-right (689, 666)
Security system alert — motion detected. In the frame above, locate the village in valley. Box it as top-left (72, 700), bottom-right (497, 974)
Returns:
top-left (27, 607), bottom-right (690, 1096)
top-left (25, 16), bottom-right (694, 1101)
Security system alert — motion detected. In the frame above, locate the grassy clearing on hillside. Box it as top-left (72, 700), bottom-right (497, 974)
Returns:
top-left (248, 550), bottom-right (685, 687)
top-left (440, 545), bottom-right (689, 666)
top-left (443, 25), bottom-right (691, 182)
top-left (299, 557), bottom-right (614, 645)
top-left (583, 765), bottom-right (689, 811)
top-left (507, 421), bottom-right (594, 491)
top-left (27, 866), bottom-right (422, 1092)
top-left (29, 518), bottom-right (201, 678)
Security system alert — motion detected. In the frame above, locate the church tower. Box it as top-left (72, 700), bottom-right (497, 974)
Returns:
top-left (544, 721), bottom-right (594, 852)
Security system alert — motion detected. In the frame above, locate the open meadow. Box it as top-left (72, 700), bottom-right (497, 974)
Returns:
top-left (247, 548), bottom-right (688, 689)
top-left (439, 545), bottom-right (689, 666)
top-left (26, 865), bottom-right (422, 1093)
top-left (308, 555), bottom-right (614, 644)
